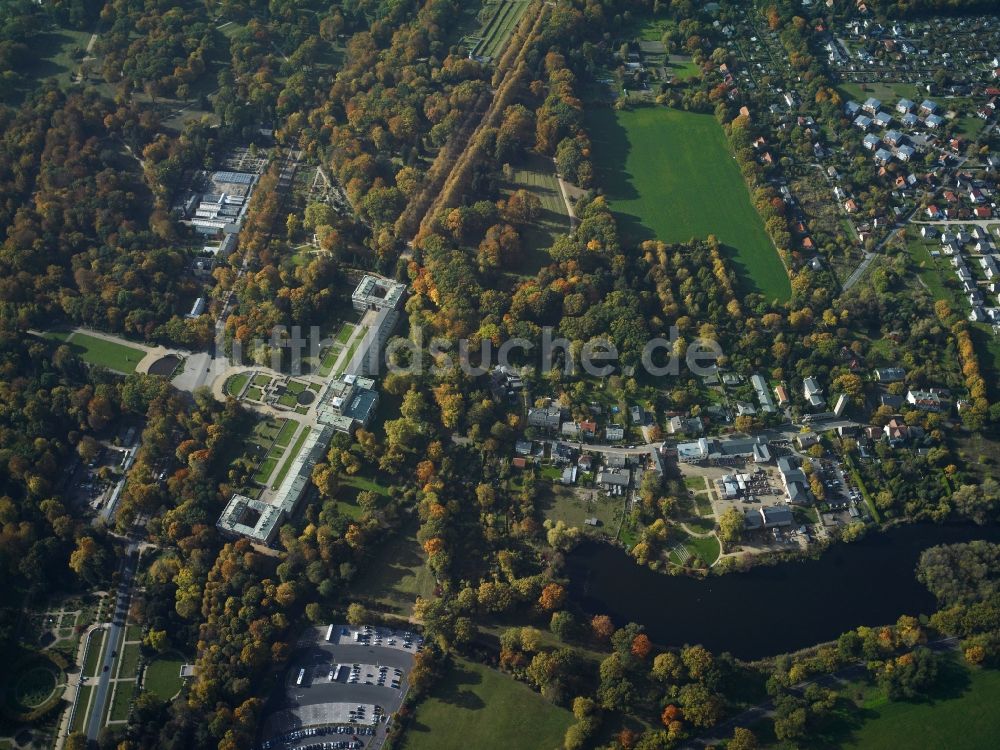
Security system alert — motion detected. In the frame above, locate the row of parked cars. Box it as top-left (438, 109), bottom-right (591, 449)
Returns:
top-left (377, 666), bottom-right (402, 689)
top-left (261, 724), bottom-right (377, 749)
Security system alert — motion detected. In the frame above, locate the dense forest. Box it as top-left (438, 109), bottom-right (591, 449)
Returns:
top-left (0, 0), bottom-right (998, 748)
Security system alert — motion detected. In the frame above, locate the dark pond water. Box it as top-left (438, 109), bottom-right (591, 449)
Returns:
top-left (565, 524), bottom-right (1000, 660)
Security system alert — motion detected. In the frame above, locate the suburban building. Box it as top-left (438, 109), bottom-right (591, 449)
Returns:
top-left (875, 367), bottom-right (906, 383)
top-left (795, 432), bottom-right (819, 450)
top-left (761, 505), bottom-right (794, 528)
top-left (751, 373), bottom-right (777, 413)
top-left (803, 376), bottom-right (825, 408)
top-left (774, 384), bottom-right (790, 406)
top-left (605, 424), bottom-right (625, 441)
top-left (676, 438), bottom-right (710, 463)
top-left (490, 366), bottom-right (524, 404)
top-left (906, 389), bottom-right (945, 412)
top-left (777, 455), bottom-right (810, 504)
top-left (884, 417), bottom-right (910, 445)
top-left (528, 405), bottom-right (562, 430)
top-left (597, 470), bottom-right (630, 493)
top-left (561, 421), bottom-right (581, 439)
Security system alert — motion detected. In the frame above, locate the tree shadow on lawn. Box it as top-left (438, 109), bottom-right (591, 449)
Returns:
top-left (587, 109), bottom-right (640, 198)
top-left (433, 664), bottom-right (486, 710)
top-left (587, 107), bottom-right (767, 298)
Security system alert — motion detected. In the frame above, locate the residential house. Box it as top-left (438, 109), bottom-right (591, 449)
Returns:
top-left (552, 443), bottom-right (575, 464)
top-left (761, 505), bottom-right (794, 528)
top-left (774, 384), bottom-right (790, 406)
top-left (795, 432), bottom-right (820, 450)
top-left (605, 424), bottom-right (625, 441)
top-left (560, 421), bottom-right (581, 439)
top-left (803, 376), bottom-right (825, 408)
top-left (863, 133), bottom-right (882, 151)
top-left (528, 405), bottom-right (562, 431)
top-left (863, 96), bottom-right (882, 114)
top-left (883, 417), bottom-right (909, 445)
top-left (777, 456), bottom-right (810, 504)
top-left (906, 389), bottom-right (945, 412)
top-left (751, 373), bottom-right (777, 413)
top-left (597, 470), bottom-right (630, 493)
top-left (875, 367), bottom-right (905, 382)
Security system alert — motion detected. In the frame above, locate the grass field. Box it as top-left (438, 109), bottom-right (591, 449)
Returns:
top-left (763, 658), bottom-right (1000, 750)
top-left (347, 523), bottom-right (434, 616)
top-left (60, 332), bottom-right (146, 373)
top-left (335, 322), bottom-right (356, 345)
top-left (539, 486), bottom-right (619, 533)
top-left (270, 426), bottom-right (309, 490)
top-left (503, 152), bottom-right (571, 274)
top-left (117, 643), bottom-right (140, 679)
top-left (19, 26), bottom-right (92, 93)
top-left (335, 473), bottom-right (391, 518)
top-left (83, 630), bottom-right (106, 678)
top-left (588, 106), bottom-right (790, 301)
top-left (225, 373), bottom-right (249, 397)
top-left (665, 56), bottom-right (701, 80)
top-left (71, 685), bottom-right (92, 733)
top-left (143, 653), bottom-right (184, 701)
top-left (108, 680), bottom-right (135, 722)
top-left (274, 420), bottom-right (298, 448)
top-left (335, 334), bottom-right (365, 376)
top-left (471, 0), bottom-right (530, 61)
top-left (838, 81), bottom-right (921, 104)
top-left (402, 658), bottom-right (573, 750)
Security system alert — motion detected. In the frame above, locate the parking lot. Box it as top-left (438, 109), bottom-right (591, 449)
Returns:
top-left (259, 625), bottom-right (420, 750)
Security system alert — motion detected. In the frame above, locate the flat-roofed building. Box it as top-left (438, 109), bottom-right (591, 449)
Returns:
top-left (352, 275), bottom-right (407, 312)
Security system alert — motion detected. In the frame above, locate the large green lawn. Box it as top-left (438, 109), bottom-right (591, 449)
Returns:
top-left (57, 332), bottom-right (146, 373)
top-left (143, 653), bottom-right (184, 701)
top-left (843, 662), bottom-right (1000, 749)
top-left (347, 523), bottom-right (434, 616)
top-left (503, 152), bottom-right (571, 274)
top-left (402, 658), bottom-right (574, 750)
top-left (588, 106), bottom-right (790, 301)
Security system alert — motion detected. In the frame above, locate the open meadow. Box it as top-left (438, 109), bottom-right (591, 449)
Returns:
top-left (587, 106), bottom-right (791, 301)
top-left (401, 658), bottom-right (573, 750)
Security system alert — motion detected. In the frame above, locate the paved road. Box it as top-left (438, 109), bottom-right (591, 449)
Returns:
top-left (85, 544), bottom-right (139, 740)
top-left (99, 433), bottom-right (141, 524)
top-left (841, 207), bottom-right (918, 293)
